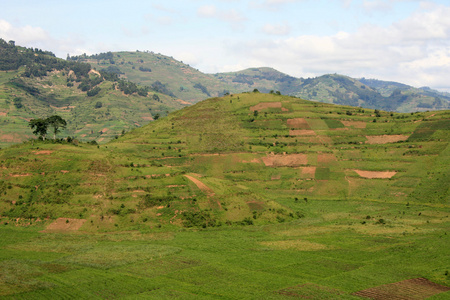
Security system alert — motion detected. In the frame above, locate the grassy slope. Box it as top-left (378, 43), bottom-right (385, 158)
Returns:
top-left (85, 52), bottom-right (237, 103)
top-left (0, 93), bottom-right (449, 298)
top-left (0, 69), bottom-right (186, 148)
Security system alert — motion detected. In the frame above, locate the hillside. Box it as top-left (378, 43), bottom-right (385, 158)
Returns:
top-left (74, 50), bottom-right (450, 112)
top-left (69, 51), bottom-right (232, 103)
top-left (1, 92), bottom-right (449, 298)
top-left (0, 40), bottom-right (187, 148)
top-left (1, 92), bottom-right (448, 228)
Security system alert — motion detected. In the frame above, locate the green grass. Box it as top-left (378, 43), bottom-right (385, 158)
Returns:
top-left (0, 92), bottom-right (449, 298)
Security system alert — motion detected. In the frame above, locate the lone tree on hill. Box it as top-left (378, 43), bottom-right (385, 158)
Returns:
top-left (28, 118), bottom-right (49, 140)
top-left (28, 115), bottom-right (66, 140)
top-left (47, 115), bottom-right (67, 140)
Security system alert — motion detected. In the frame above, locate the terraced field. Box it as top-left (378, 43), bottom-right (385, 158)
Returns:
top-left (0, 92), bottom-right (448, 298)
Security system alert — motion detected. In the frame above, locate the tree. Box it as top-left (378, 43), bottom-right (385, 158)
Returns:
top-left (46, 115), bottom-right (67, 140)
top-left (29, 118), bottom-right (48, 140)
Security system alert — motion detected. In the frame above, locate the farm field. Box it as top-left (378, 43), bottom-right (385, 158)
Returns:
top-left (1, 204), bottom-right (449, 299)
top-left (0, 92), bottom-right (449, 298)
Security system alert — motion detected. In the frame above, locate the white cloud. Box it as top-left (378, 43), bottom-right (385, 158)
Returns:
top-left (362, 0), bottom-right (393, 13)
top-left (197, 5), bottom-right (246, 30)
top-left (197, 5), bottom-right (217, 17)
top-left (262, 23), bottom-right (291, 35)
top-left (0, 19), bottom-right (50, 45)
top-left (226, 5), bottom-right (450, 90)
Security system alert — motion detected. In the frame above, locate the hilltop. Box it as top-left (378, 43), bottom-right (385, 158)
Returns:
top-left (0, 40), bottom-right (187, 148)
top-left (72, 51), bottom-right (450, 112)
top-left (1, 91), bottom-right (449, 298)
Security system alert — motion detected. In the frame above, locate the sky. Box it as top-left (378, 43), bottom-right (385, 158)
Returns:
top-left (1, 0), bottom-right (450, 91)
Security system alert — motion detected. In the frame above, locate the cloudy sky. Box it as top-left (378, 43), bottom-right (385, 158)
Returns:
top-left (1, 0), bottom-right (449, 91)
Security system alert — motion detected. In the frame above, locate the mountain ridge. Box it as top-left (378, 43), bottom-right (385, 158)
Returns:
top-left (70, 50), bottom-right (449, 112)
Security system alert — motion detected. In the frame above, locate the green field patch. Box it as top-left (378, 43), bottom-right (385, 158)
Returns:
top-left (0, 260), bottom-right (55, 296)
top-left (60, 242), bottom-right (181, 269)
top-left (323, 119), bottom-right (345, 129)
top-left (276, 283), bottom-right (347, 299)
top-left (315, 167), bottom-right (331, 180)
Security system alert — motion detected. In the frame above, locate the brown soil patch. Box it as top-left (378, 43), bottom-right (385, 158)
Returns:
top-left (262, 153), bottom-right (308, 167)
top-left (0, 111), bottom-right (7, 116)
top-left (260, 240), bottom-right (327, 251)
top-left (289, 129), bottom-right (316, 136)
top-left (318, 153), bottom-right (337, 164)
top-left (365, 135), bottom-right (409, 144)
top-left (250, 102), bottom-right (282, 111)
top-left (271, 174), bottom-right (281, 180)
top-left (176, 99), bottom-right (192, 105)
top-left (353, 278), bottom-right (450, 299)
top-left (11, 173), bottom-right (32, 177)
top-left (33, 150), bottom-right (53, 155)
top-left (43, 218), bottom-right (86, 232)
top-left (301, 166), bottom-right (316, 177)
top-left (341, 120), bottom-right (367, 128)
top-left (60, 170), bottom-right (69, 174)
top-left (354, 170), bottom-right (397, 179)
top-left (88, 69), bottom-right (101, 76)
top-left (141, 115), bottom-right (154, 121)
top-left (287, 118), bottom-right (310, 129)
top-left (184, 174), bottom-right (215, 196)
top-left (0, 133), bottom-right (29, 143)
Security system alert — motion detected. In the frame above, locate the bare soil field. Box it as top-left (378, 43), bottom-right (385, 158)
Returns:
top-left (365, 135), bottom-right (409, 144)
top-left (43, 218), bottom-right (86, 232)
top-left (354, 170), bottom-right (397, 179)
top-left (287, 118), bottom-right (310, 129)
top-left (33, 150), bottom-right (53, 155)
top-left (301, 166), bottom-right (316, 177)
top-left (262, 153), bottom-right (308, 167)
top-left (317, 153), bottom-right (337, 164)
top-left (289, 129), bottom-right (316, 136)
top-left (341, 120), bottom-right (367, 128)
top-left (249, 102), bottom-right (281, 111)
top-left (353, 277), bottom-right (450, 299)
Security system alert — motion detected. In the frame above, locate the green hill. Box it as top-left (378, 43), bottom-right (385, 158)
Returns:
top-left (75, 50), bottom-right (450, 112)
top-left (1, 92), bottom-right (448, 228)
top-left (1, 92), bottom-right (449, 298)
top-left (69, 51), bottom-right (233, 103)
top-left (0, 40), bottom-right (187, 148)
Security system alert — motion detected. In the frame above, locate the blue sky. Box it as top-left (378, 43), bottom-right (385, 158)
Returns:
top-left (1, 0), bottom-right (450, 91)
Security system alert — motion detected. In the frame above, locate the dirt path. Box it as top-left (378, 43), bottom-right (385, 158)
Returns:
top-left (184, 174), bottom-right (215, 196)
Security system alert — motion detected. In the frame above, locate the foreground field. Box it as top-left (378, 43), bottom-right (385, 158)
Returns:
top-left (1, 92), bottom-right (449, 298)
top-left (1, 199), bottom-right (449, 298)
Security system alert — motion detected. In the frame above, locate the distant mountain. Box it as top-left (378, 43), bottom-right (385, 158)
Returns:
top-left (0, 39), bottom-right (187, 148)
top-left (72, 51), bottom-right (449, 112)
